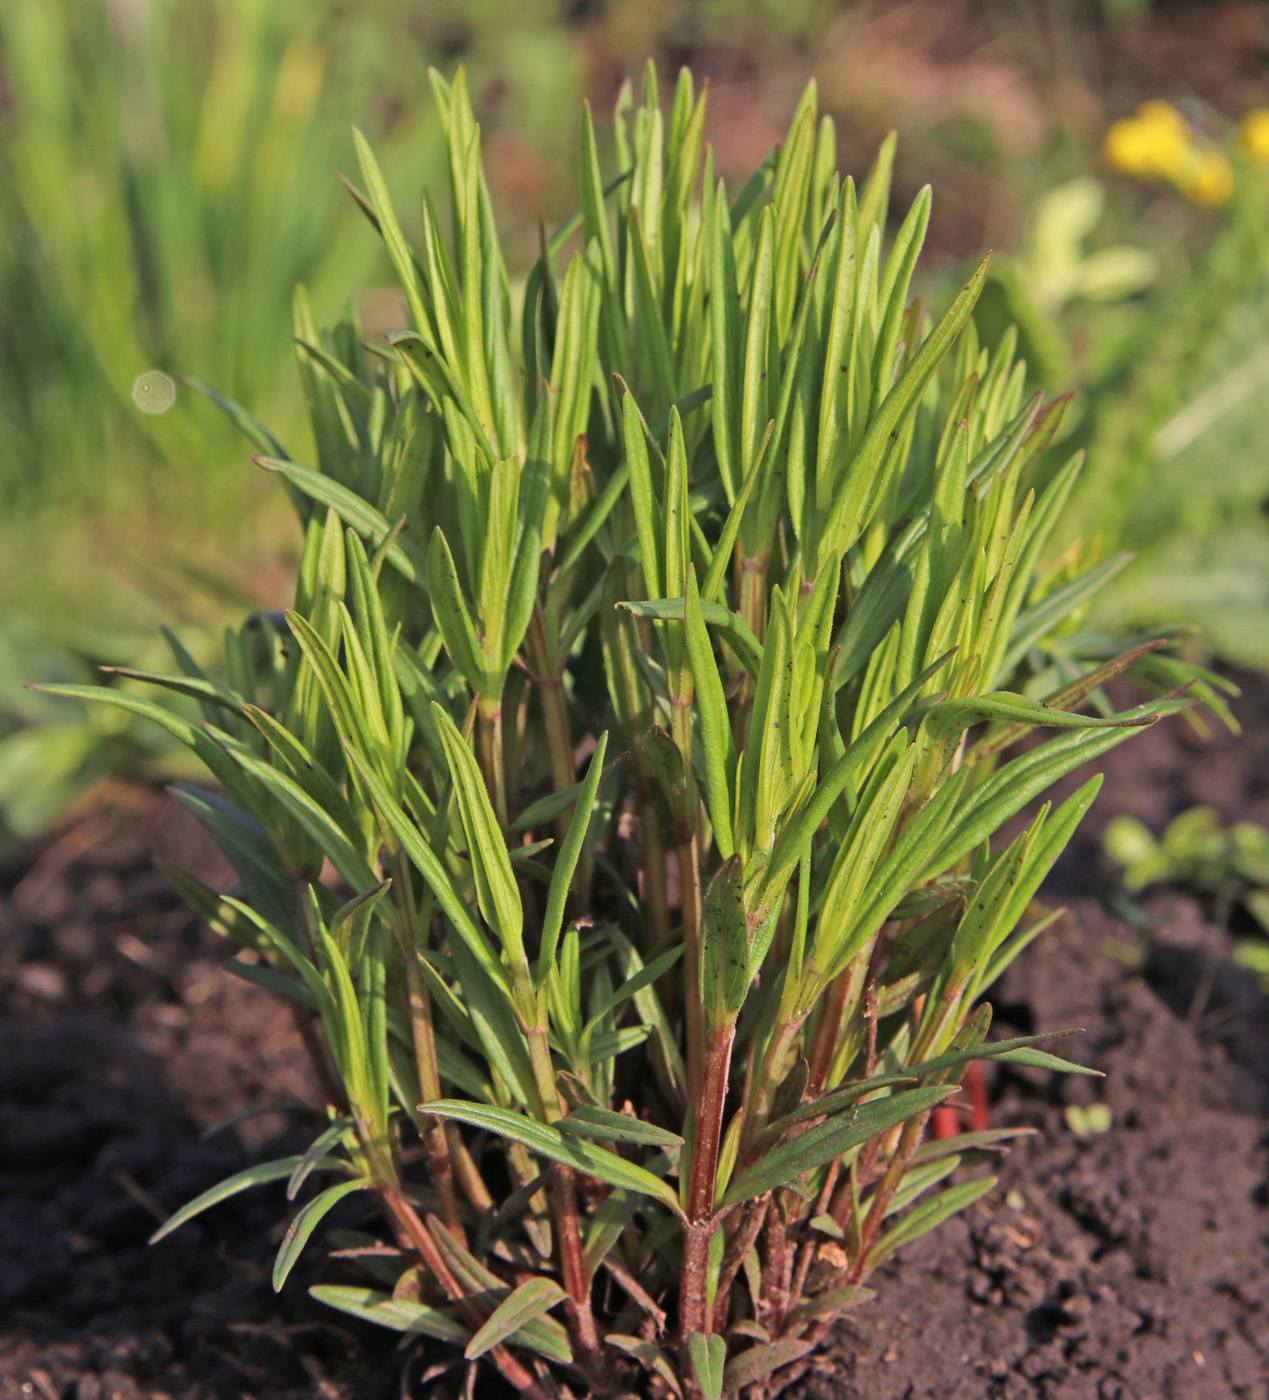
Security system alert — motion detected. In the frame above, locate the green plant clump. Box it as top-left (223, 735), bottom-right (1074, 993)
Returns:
top-left (45, 67), bottom-right (1204, 1399)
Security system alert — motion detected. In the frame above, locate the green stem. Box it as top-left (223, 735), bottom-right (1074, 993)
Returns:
top-left (447, 1126), bottom-right (494, 1214)
top-left (733, 554), bottom-right (767, 749)
top-left (670, 687), bottom-right (699, 843)
top-left (391, 853), bottom-right (465, 1241)
top-left (737, 554), bottom-right (768, 644)
top-left (805, 960), bottom-right (863, 1095)
top-left (528, 606), bottom-right (577, 832)
top-left (740, 1013), bottom-right (806, 1153)
top-left (640, 780), bottom-right (672, 951)
top-left (291, 879), bottom-right (349, 1115)
top-left (289, 1002), bottom-right (347, 1115)
top-left (477, 694), bottom-right (508, 828)
top-left (670, 685), bottom-right (705, 1096)
top-left (528, 604), bottom-right (594, 914)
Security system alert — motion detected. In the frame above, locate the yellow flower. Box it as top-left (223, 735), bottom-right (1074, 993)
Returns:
top-left (1180, 149), bottom-right (1234, 206)
top-left (1103, 119), bottom-right (1156, 176)
top-left (1135, 105), bottom-right (1191, 177)
top-left (1136, 100), bottom-right (1187, 139)
top-left (1102, 101), bottom-right (1191, 180)
top-left (1240, 108), bottom-right (1269, 165)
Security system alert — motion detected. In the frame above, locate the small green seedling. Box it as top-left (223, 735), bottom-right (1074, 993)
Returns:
top-left (1106, 806), bottom-right (1269, 990)
top-left (1065, 1103), bottom-right (1113, 1136)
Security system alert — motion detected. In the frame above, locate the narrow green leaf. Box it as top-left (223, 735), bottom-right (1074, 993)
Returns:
top-left (784, 1286), bottom-right (875, 1331)
top-left (538, 733), bottom-right (609, 981)
top-left (685, 567), bottom-right (735, 858)
top-left (510, 762), bottom-right (621, 835)
top-left (764, 1073), bottom-right (918, 1137)
top-left (763, 653), bottom-right (954, 898)
top-left (445, 938), bottom-right (538, 1107)
top-left (98, 666), bottom-right (244, 716)
top-left (150, 1156), bottom-right (345, 1244)
top-left (342, 742), bottom-right (508, 991)
top-left (32, 684), bottom-right (195, 750)
top-left (623, 389), bottom-right (662, 599)
top-left (558, 1105), bottom-right (683, 1148)
top-left (903, 1029), bottom-right (1087, 1082)
top-left (928, 718), bottom-right (1176, 876)
top-left (619, 599), bottom-right (762, 680)
top-left (608, 1336), bottom-right (683, 1398)
top-left (585, 942), bottom-right (683, 1026)
top-left (352, 127), bottom-right (433, 340)
top-left (994, 1046), bottom-right (1102, 1076)
top-left (256, 458), bottom-right (427, 583)
top-left (309, 1285), bottom-right (467, 1343)
top-left (867, 1176), bottom-right (997, 1268)
top-left (701, 856), bottom-right (751, 1019)
top-left (273, 1179), bottom-right (366, 1291)
top-left (156, 860), bottom-right (261, 950)
top-left (910, 1128), bottom-right (1036, 1166)
top-left (426, 527), bottom-right (487, 689)
top-left (219, 741), bottom-right (378, 892)
top-left (287, 1118), bottom-right (355, 1200)
top-left (283, 610), bottom-right (371, 754)
top-left (465, 1276), bottom-right (569, 1360)
top-left (821, 257), bottom-right (990, 564)
top-left (701, 426), bottom-right (770, 603)
top-left (721, 1085), bottom-right (954, 1207)
top-left (389, 330), bottom-right (498, 466)
top-left (723, 1339), bottom-right (813, 1396)
top-left (557, 463), bottom-right (630, 578)
top-left (1000, 555), bottom-right (1133, 676)
top-left (421, 1100), bottom-right (683, 1215)
top-left (709, 180), bottom-right (743, 502)
top-left (328, 880), bottom-right (393, 957)
top-left (182, 376), bottom-right (288, 459)
top-left (433, 703), bottom-right (523, 962)
top-left (241, 705), bottom-right (361, 838)
top-left (224, 958), bottom-right (318, 1010)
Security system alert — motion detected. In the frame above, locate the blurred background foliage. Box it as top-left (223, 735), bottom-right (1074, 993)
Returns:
top-left (2, 0), bottom-right (1268, 847)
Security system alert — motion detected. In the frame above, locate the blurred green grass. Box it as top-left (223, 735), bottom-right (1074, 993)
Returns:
top-left (0, 0), bottom-right (587, 845)
top-left (0, 0), bottom-right (589, 633)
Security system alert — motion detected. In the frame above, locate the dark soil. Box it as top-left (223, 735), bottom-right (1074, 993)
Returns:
top-left (2, 679), bottom-right (1268, 1400)
top-left (0, 794), bottom-right (401, 1400)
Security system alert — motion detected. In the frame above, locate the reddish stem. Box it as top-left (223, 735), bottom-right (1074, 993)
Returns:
top-left (552, 1165), bottom-right (603, 1370)
top-left (930, 1060), bottom-right (990, 1139)
top-left (965, 1059), bottom-right (991, 1132)
top-left (844, 1108), bottom-right (935, 1287)
top-left (804, 967), bottom-right (853, 1095)
top-left (711, 1197), bottom-right (769, 1333)
top-left (930, 1104), bottom-right (960, 1141)
top-left (379, 1186), bottom-right (554, 1400)
top-left (680, 1020), bottom-right (737, 1374)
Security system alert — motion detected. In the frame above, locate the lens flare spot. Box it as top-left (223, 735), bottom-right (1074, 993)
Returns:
top-left (132, 370), bottom-right (176, 414)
